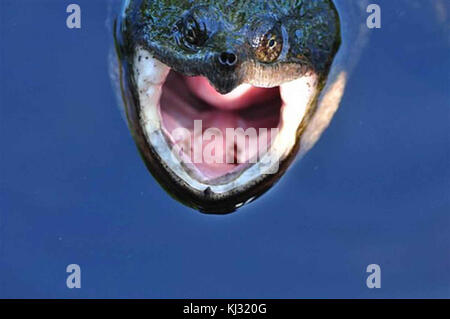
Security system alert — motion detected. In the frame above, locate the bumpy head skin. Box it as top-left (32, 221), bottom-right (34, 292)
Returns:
top-left (123, 0), bottom-right (340, 93)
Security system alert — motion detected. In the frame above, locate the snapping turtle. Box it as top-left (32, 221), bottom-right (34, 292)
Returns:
top-left (111, 0), bottom-right (368, 214)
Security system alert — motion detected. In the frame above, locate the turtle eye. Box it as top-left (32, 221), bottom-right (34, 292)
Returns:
top-left (175, 15), bottom-right (208, 51)
top-left (250, 21), bottom-right (283, 63)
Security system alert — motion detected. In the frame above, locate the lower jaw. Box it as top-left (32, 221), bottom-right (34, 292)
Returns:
top-left (132, 46), bottom-right (318, 205)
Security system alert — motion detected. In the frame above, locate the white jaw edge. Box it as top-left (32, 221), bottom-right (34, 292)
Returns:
top-left (133, 46), bottom-right (318, 198)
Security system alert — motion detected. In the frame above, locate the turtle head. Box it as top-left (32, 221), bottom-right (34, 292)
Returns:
top-left (115, 0), bottom-right (342, 213)
top-left (131, 0), bottom-right (340, 93)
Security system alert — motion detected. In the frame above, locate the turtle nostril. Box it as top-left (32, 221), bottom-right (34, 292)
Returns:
top-left (218, 52), bottom-right (238, 67)
top-left (226, 52), bottom-right (237, 65)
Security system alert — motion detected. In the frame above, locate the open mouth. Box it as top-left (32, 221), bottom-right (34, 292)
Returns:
top-left (160, 71), bottom-right (282, 181)
top-left (133, 46), bottom-right (318, 193)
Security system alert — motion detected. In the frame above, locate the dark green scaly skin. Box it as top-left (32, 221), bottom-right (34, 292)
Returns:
top-left (121, 0), bottom-right (340, 93)
top-left (115, 0), bottom-right (341, 213)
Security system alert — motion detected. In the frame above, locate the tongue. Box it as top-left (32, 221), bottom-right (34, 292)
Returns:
top-left (185, 76), bottom-right (277, 111)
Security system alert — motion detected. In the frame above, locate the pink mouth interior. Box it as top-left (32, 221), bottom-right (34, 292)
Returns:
top-left (160, 71), bottom-right (281, 180)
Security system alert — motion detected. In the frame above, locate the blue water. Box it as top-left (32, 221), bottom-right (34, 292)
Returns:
top-left (0, 0), bottom-right (449, 298)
